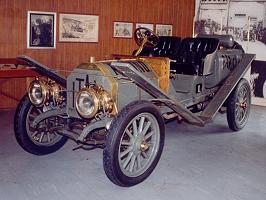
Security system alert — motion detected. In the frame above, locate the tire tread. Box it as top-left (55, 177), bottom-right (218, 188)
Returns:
top-left (14, 94), bottom-right (67, 155)
top-left (103, 100), bottom-right (165, 187)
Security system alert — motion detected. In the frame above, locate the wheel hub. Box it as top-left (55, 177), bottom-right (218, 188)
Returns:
top-left (240, 102), bottom-right (247, 109)
top-left (132, 135), bottom-right (150, 154)
top-left (140, 142), bottom-right (150, 152)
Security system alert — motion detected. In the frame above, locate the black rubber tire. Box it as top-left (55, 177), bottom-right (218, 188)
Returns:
top-left (103, 100), bottom-right (165, 187)
top-left (226, 79), bottom-right (251, 131)
top-left (14, 94), bottom-right (68, 155)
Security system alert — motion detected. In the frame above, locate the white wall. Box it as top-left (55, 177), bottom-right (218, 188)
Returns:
top-left (228, 2), bottom-right (264, 28)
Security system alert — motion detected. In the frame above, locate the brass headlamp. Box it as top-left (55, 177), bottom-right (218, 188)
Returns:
top-left (28, 78), bottom-right (64, 107)
top-left (75, 85), bottom-right (114, 119)
top-left (28, 79), bottom-right (50, 107)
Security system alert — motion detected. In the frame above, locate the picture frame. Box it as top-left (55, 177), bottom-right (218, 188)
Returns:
top-left (155, 24), bottom-right (173, 36)
top-left (136, 23), bottom-right (154, 31)
top-left (113, 22), bottom-right (133, 38)
top-left (59, 14), bottom-right (99, 42)
top-left (27, 11), bottom-right (56, 49)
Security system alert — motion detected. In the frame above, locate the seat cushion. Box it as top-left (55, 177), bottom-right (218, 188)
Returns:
top-left (172, 63), bottom-right (201, 75)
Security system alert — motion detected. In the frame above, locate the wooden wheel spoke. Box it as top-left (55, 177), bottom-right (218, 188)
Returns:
top-left (32, 130), bottom-right (38, 137)
top-left (138, 116), bottom-right (145, 135)
top-left (144, 130), bottom-right (154, 140)
top-left (133, 120), bottom-right (138, 137)
top-left (120, 147), bottom-right (132, 159)
top-left (141, 151), bottom-right (148, 159)
top-left (125, 129), bottom-right (133, 139)
top-left (137, 154), bottom-right (142, 169)
top-left (129, 155), bottom-right (137, 172)
top-left (122, 152), bottom-right (133, 169)
top-left (39, 132), bottom-right (45, 143)
top-left (47, 132), bottom-right (51, 143)
top-left (141, 121), bottom-right (151, 136)
top-left (121, 140), bottom-right (131, 146)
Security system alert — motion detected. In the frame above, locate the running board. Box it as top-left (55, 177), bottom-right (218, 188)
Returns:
top-left (200, 53), bottom-right (255, 123)
top-left (111, 61), bottom-right (205, 127)
top-left (16, 55), bottom-right (66, 87)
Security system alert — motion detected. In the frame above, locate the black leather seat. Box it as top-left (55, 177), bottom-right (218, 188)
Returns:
top-left (133, 36), bottom-right (219, 76)
top-left (134, 36), bottom-right (181, 59)
top-left (172, 37), bottom-right (219, 75)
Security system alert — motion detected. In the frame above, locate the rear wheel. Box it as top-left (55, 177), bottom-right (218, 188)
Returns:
top-left (226, 79), bottom-right (251, 131)
top-left (103, 100), bottom-right (165, 187)
top-left (14, 94), bottom-right (67, 155)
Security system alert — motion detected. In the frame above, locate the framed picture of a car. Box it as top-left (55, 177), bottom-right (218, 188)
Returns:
top-left (156, 24), bottom-right (173, 36)
top-left (27, 11), bottom-right (56, 49)
top-left (59, 14), bottom-right (99, 42)
top-left (113, 22), bottom-right (133, 38)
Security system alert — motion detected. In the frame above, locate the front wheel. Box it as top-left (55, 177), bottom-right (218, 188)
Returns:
top-left (226, 79), bottom-right (251, 131)
top-left (103, 100), bottom-right (165, 187)
top-left (14, 94), bottom-right (68, 155)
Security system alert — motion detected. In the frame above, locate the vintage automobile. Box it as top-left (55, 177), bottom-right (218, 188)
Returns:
top-left (14, 28), bottom-right (255, 187)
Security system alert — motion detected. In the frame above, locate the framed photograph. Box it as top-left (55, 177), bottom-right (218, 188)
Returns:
top-left (155, 24), bottom-right (173, 36)
top-left (194, 0), bottom-right (266, 106)
top-left (59, 14), bottom-right (99, 42)
top-left (27, 11), bottom-right (56, 49)
top-left (136, 23), bottom-right (154, 31)
top-left (113, 22), bottom-right (133, 38)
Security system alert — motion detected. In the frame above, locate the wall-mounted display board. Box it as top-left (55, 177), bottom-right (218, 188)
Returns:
top-left (155, 24), bottom-right (173, 36)
top-left (113, 22), bottom-right (133, 38)
top-left (195, 0), bottom-right (266, 106)
top-left (27, 11), bottom-right (56, 49)
top-left (59, 14), bottom-right (99, 43)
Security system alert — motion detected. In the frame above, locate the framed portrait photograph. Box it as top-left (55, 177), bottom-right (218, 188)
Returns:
top-left (136, 23), bottom-right (154, 31)
top-left (155, 24), bottom-right (173, 36)
top-left (59, 14), bottom-right (99, 42)
top-left (27, 11), bottom-right (56, 49)
top-left (113, 22), bottom-right (133, 38)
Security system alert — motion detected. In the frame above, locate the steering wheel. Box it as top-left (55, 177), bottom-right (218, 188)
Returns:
top-left (134, 27), bottom-right (159, 56)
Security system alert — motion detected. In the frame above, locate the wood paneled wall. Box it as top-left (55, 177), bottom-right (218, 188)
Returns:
top-left (0, 0), bottom-right (195, 109)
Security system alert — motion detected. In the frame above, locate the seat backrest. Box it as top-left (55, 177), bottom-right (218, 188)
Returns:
top-left (177, 37), bottom-right (219, 63)
top-left (171, 37), bottom-right (219, 75)
top-left (196, 34), bottom-right (234, 48)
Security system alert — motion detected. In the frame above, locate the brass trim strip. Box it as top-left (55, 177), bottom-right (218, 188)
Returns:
top-left (94, 63), bottom-right (118, 114)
